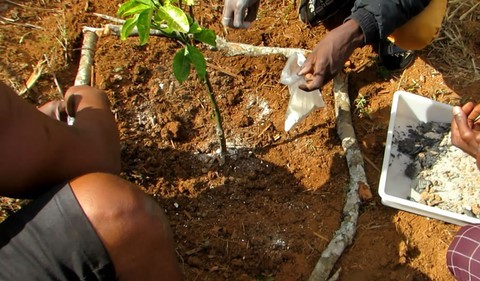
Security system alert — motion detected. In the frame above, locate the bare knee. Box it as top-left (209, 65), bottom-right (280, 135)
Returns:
top-left (69, 173), bottom-right (182, 281)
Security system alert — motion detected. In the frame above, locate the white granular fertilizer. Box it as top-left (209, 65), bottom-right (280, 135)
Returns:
top-left (409, 133), bottom-right (480, 218)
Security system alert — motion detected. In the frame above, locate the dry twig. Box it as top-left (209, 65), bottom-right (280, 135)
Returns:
top-left (62, 30), bottom-right (99, 125)
top-left (0, 16), bottom-right (42, 29)
top-left (75, 31), bottom-right (98, 86)
top-left (43, 54), bottom-right (63, 97)
top-left (82, 24), bottom-right (164, 37)
top-left (307, 72), bottom-right (372, 281)
top-left (362, 153), bottom-right (381, 173)
top-left (83, 23), bottom-right (309, 60)
top-left (19, 59), bottom-right (46, 95)
top-left (459, 1), bottom-right (479, 20)
top-left (91, 12), bottom-right (126, 24)
top-left (215, 36), bottom-right (309, 57)
top-left (206, 62), bottom-right (244, 81)
top-left (89, 13), bottom-right (167, 30)
top-left (2, 0), bottom-right (61, 12)
top-left (85, 12), bottom-right (309, 58)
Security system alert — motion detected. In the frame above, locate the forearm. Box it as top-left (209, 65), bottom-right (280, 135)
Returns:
top-left (340, 19), bottom-right (364, 49)
top-left (0, 82), bottom-right (120, 197)
top-left (348, 0), bottom-right (430, 44)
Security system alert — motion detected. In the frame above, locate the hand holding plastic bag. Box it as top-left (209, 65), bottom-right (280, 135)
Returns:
top-left (280, 52), bottom-right (325, 132)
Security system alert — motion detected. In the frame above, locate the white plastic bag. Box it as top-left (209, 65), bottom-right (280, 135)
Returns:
top-left (280, 52), bottom-right (325, 132)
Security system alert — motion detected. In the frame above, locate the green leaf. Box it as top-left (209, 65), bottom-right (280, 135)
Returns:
top-left (117, 0), bottom-right (136, 17)
top-left (173, 48), bottom-right (191, 83)
top-left (185, 0), bottom-right (195, 5)
top-left (120, 15), bottom-right (139, 40)
top-left (164, 0), bottom-right (181, 5)
top-left (153, 11), bottom-right (162, 22)
top-left (186, 44), bottom-right (206, 80)
top-left (135, 0), bottom-right (154, 6)
top-left (194, 29), bottom-right (216, 47)
top-left (158, 25), bottom-right (176, 37)
top-left (137, 8), bottom-right (153, 45)
top-left (188, 21), bottom-right (202, 34)
top-left (157, 5), bottom-right (189, 33)
top-left (118, 2), bottom-right (151, 17)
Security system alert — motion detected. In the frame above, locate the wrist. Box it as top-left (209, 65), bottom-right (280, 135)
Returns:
top-left (347, 8), bottom-right (378, 45)
top-left (342, 19), bottom-right (365, 48)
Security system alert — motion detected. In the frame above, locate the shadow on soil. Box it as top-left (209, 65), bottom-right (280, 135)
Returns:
top-left (120, 131), bottom-right (436, 280)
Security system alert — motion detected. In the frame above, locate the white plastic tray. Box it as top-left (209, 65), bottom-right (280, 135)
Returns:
top-left (378, 91), bottom-right (480, 226)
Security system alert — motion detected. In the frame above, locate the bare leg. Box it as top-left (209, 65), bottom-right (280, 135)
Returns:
top-left (69, 173), bottom-right (182, 281)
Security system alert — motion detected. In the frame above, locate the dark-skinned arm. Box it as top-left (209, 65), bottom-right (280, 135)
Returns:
top-left (298, 19), bottom-right (364, 91)
top-left (0, 82), bottom-right (120, 198)
top-left (298, 0), bottom-right (430, 91)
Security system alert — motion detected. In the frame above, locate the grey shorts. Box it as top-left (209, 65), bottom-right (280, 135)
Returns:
top-left (0, 182), bottom-right (116, 280)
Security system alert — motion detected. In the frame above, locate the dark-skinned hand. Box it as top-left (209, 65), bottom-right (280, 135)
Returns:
top-left (298, 19), bottom-right (364, 91)
top-left (451, 102), bottom-right (480, 169)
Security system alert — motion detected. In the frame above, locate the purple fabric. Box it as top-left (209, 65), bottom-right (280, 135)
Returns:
top-left (447, 224), bottom-right (480, 281)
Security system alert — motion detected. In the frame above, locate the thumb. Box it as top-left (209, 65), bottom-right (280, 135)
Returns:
top-left (297, 60), bottom-right (313, 76)
top-left (453, 106), bottom-right (471, 134)
top-left (66, 94), bottom-right (77, 118)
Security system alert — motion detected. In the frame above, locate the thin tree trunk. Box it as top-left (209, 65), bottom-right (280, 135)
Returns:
top-left (205, 74), bottom-right (227, 163)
